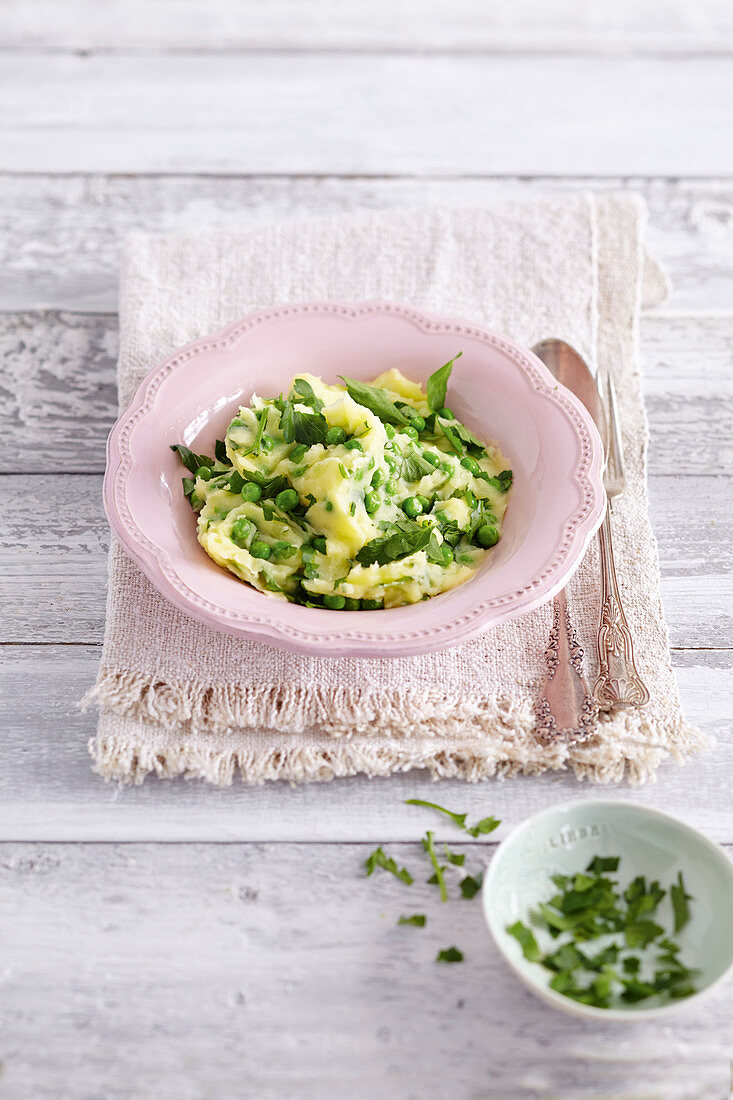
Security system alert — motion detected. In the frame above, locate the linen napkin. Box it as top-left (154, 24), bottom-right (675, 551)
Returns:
top-left (86, 193), bottom-right (702, 785)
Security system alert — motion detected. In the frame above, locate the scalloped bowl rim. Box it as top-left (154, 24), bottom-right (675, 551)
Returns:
top-left (104, 300), bottom-right (606, 657)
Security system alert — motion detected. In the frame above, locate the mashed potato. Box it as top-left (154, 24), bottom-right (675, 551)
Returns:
top-left (172, 357), bottom-right (512, 610)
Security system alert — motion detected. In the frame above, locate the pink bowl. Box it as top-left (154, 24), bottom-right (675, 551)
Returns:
top-left (104, 301), bottom-right (605, 657)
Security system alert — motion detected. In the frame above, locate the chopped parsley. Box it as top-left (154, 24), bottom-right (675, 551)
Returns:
top-left (506, 856), bottom-right (698, 1009)
top-left (398, 914), bottom-right (427, 927)
top-left (364, 847), bottom-right (413, 886)
top-left (436, 947), bottom-right (464, 964)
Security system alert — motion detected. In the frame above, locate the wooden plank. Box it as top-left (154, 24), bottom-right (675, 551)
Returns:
top-left (3, 310), bottom-right (731, 475)
top-left (1, 467), bottom-right (729, 646)
top-left (0, 840), bottom-right (731, 1100)
top-left (3, 55), bottom-right (733, 175)
top-left (0, 646), bottom-right (730, 843)
top-left (3, 0), bottom-right (733, 52)
top-left (1, 176), bottom-right (732, 314)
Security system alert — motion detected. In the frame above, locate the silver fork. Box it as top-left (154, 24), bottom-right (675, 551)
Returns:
top-left (593, 373), bottom-right (650, 709)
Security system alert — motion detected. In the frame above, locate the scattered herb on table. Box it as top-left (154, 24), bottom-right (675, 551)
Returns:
top-left (436, 947), bottom-right (464, 964)
top-left (363, 802), bottom-right (501, 967)
top-left (405, 798), bottom-right (500, 838)
top-left (364, 846), bottom-right (413, 885)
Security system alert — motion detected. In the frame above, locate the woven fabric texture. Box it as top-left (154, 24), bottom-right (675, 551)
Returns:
top-left (86, 193), bottom-right (702, 785)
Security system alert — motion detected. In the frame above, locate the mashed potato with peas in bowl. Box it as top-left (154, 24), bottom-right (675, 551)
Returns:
top-left (172, 354), bottom-right (512, 610)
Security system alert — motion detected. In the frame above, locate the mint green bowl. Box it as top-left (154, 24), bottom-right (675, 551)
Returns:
top-left (483, 800), bottom-right (733, 1020)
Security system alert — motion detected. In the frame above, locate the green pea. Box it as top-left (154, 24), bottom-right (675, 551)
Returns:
top-left (384, 424), bottom-right (396, 440)
top-left (344, 439), bottom-right (363, 451)
top-left (275, 488), bottom-right (299, 512)
top-left (250, 540), bottom-right (271, 559)
top-left (439, 544), bottom-right (454, 566)
top-left (364, 490), bottom-right (380, 514)
top-left (409, 414), bottom-right (426, 431)
top-left (371, 468), bottom-right (385, 488)
top-left (323, 594), bottom-right (346, 610)
top-left (312, 536), bottom-right (328, 554)
top-left (271, 540), bottom-right (296, 559)
top-left (401, 496), bottom-right (423, 518)
top-left (230, 516), bottom-right (252, 546)
top-left (384, 479), bottom-right (398, 496)
top-left (196, 465), bottom-right (213, 481)
top-left (343, 598), bottom-right (361, 611)
top-left (438, 407), bottom-right (455, 419)
top-left (289, 444), bottom-right (308, 463)
top-left (422, 452), bottom-right (440, 467)
top-left (241, 482), bottom-right (262, 503)
top-left (416, 494), bottom-right (431, 512)
top-left (402, 425), bottom-right (419, 440)
top-left (360, 598), bottom-right (383, 610)
top-left (459, 553), bottom-right (474, 564)
top-left (476, 523), bottom-right (499, 548)
top-left (325, 426), bottom-right (346, 446)
top-left (461, 455), bottom-right (480, 475)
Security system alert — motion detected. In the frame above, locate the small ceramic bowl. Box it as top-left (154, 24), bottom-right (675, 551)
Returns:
top-left (483, 800), bottom-right (733, 1020)
top-left (104, 301), bottom-right (605, 656)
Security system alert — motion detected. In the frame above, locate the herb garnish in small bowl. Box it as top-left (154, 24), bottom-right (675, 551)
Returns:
top-left (483, 801), bottom-right (733, 1019)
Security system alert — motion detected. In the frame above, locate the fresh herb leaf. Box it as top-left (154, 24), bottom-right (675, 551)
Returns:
top-left (404, 799), bottom-right (468, 830)
top-left (248, 408), bottom-right (268, 456)
top-left (436, 416), bottom-right (464, 456)
top-left (398, 914), bottom-right (426, 927)
top-left (466, 816), bottom-right (501, 838)
top-left (506, 921), bottom-right (541, 962)
top-left (426, 530), bottom-right (447, 565)
top-left (364, 847), bottom-right (413, 886)
top-left (292, 378), bottom-right (324, 412)
top-left (450, 418), bottom-right (486, 454)
top-left (401, 446), bottom-right (437, 482)
top-left (339, 376), bottom-right (408, 425)
top-left (214, 439), bottom-right (230, 465)
top-left (170, 443), bottom-right (202, 474)
top-left (585, 856), bottom-right (620, 875)
top-left (542, 942), bottom-right (588, 973)
top-left (356, 520), bottom-right (432, 567)
top-left (436, 946), bottom-right (464, 963)
top-left (484, 469), bottom-right (513, 493)
top-left (181, 476), bottom-right (196, 499)
top-left (624, 919), bottom-right (665, 949)
top-left (422, 831), bottom-right (447, 902)
top-left (259, 475), bottom-right (290, 500)
top-left (293, 409), bottom-right (329, 447)
top-left (459, 873), bottom-right (483, 899)
top-left (279, 399), bottom-right (295, 444)
top-left (426, 352), bottom-right (462, 412)
top-left (620, 977), bottom-right (657, 1003)
top-left (443, 844), bottom-right (465, 867)
top-left (670, 871), bottom-right (692, 933)
top-left (405, 799), bottom-right (500, 839)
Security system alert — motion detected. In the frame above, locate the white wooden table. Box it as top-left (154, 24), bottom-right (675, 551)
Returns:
top-left (1, 4), bottom-right (732, 1096)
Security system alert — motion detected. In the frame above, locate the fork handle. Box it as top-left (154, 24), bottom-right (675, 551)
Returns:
top-left (535, 587), bottom-right (597, 741)
top-left (594, 509), bottom-right (650, 709)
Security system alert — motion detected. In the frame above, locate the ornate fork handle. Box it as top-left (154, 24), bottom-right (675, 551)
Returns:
top-left (593, 510), bottom-right (650, 709)
top-left (535, 587), bottom-right (597, 741)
